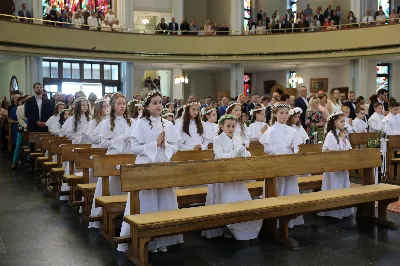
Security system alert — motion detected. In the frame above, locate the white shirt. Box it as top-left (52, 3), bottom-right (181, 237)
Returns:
top-left (105, 13), bottom-right (115, 24)
top-left (361, 16), bottom-right (374, 23)
top-left (382, 112), bottom-right (400, 135)
top-left (46, 114), bottom-right (60, 135)
top-left (72, 18), bottom-right (82, 28)
top-left (259, 122), bottom-right (302, 155)
top-left (352, 117), bottom-right (368, 133)
top-left (36, 96), bottom-right (42, 120)
top-left (292, 124), bottom-right (309, 143)
top-left (176, 120), bottom-right (210, 150)
top-left (345, 117), bottom-right (353, 133)
top-left (112, 24), bottom-right (122, 32)
top-left (203, 121), bottom-right (218, 143)
top-left (368, 112), bottom-right (384, 132)
top-left (323, 130), bottom-right (352, 151)
top-left (302, 97), bottom-right (309, 107)
top-left (62, 114), bottom-right (90, 144)
top-left (17, 105), bottom-right (27, 129)
top-left (100, 22), bottom-right (112, 31)
top-left (87, 16), bottom-right (99, 30)
top-left (249, 121), bottom-right (267, 141)
top-left (376, 15), bottom-right (387, 22)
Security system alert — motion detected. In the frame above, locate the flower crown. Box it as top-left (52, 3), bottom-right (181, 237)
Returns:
top-left (165, 102), bottom-right (174, 107)
top-left (227, 102), bottom-right (240, 110)
top-left (328, 111), bottom-right (343, 121)
top-left (94, 98), bottom-right (107, 105)
top-left (74, 96), bottom-right (87, 103)
top-left (273, 103), bottom-right (290, 109)
top-left (201, 107), bottom-right (216, 116)
top-left (249, 107), bottom-right (265, 117)
top-left (289, 107), bottom-right (303, 116)
top-left (183, 101), bottom-right (199, 109)
top-left (162, 112), bottom-right (174, 118)
top-left (218, 114), bottom-right (237, 125)
top-left (143, 90), bottom-right (161, 105)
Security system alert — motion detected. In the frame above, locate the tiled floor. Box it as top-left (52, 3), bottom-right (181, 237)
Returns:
top-left (1, 151), bottom-right (400, 266)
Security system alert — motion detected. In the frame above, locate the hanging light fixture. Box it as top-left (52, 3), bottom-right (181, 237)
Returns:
top-left (141, 17), bottom-right (150, 25)
top-left (175, 65), bottom-right (189, 84)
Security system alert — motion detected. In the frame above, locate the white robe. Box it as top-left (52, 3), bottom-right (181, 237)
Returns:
top-left (382, 112), bottom-right (400, 135)
top-left (368, 112), bottom-right (384, 132)
top-left (83, 119), bottom-right (101, 148)
top-left (249, 121), bottom-right (267, 141)
top-left (203, 121), bottom-right (218, 143)
top-left (344, 117), bottom-right (353, 133)
top-left (176, 120), bottom-right (210, 150)
top-left (259, 122), bottom-right (304, 228)
top-left (118, 116), bottom-right (183, 252)
top-left (291, 124), bottom-right (309, 144)
top-left (202, 133), bottom-right (262, 240)
top-left (89, 116), bottom-right (133, 229)
top-left (46, 114), bottom-right (60, 135)
top-left (235, 122), bottom-right (251, 147)
top-left (352, 117), bottom-right (368, 133)
top-left (318, 130), bottom-right (354, 219)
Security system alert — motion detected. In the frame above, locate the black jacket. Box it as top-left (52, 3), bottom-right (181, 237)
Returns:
top-left (25, 96), bottom-right (52, 132)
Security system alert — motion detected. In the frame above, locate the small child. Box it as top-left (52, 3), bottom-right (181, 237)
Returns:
top-left (226, 102), bottom-right (251, 147)
top-left (46, 102), bottom-right (65, 135)
top-left (54, 109), bottom-right (70, 137)
top-left (128, 99), bottom-right (143, 123)
top-left (368, 102), bottom-right (384, 132)
top-left (202, 106), bottom-right (218, 143)
top-left (288, 107), bottom-right (309, 144)
top-left (162, 108), bottom-right (175, 123)
top-left (382, 101), bottom-right (400, 135)
top-left (341, 106), bottom-right (353, 133)
top-left (318, 111), bottom-right (353, 219)
top-left (352, 107), bottom-right (368, 133)
top-left (248, 104), bottom-right (268, 141)
top-left (202, 114), bottom-right (262, 240)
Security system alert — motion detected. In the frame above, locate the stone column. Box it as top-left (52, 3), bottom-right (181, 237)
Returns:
top-left (117, 0), bottom-right (134, 32)
top-left (172, 0), bottom-right (183, 34)
top-left (31, 0), bottom-right (43, 24)
top-left (230, 0), bottom-right (244, 35)
top-left (349, 59), bottom-right (377, 99)
top-left (121, 62), bottom-right (134, 100)
top-left (172, 68), bottom-right (184, 100)
top-left (230, 63), bottom-right (244, 98)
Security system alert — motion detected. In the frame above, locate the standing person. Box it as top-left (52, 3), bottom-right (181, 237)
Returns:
top-left (168, 17), bottom-right (179, 34)
top-left (343, 91), bottom-right (357, 119)
top-left (202, 114), bottom-right (262, 240)
top-left (180, 17), bottom-right (190, 35)
top-left (226, 102), bottom-right (251, 147)
top-left (259, 103), bottom-right (304, 228)
top-left (352, 107), bottom-right (368, 133)
top-left (246, 94), bottom-right (259, 116)
top-left (46, 102), bottom-right (65, 135)
top-left (118, 90), bottom-right (182, 253)
top-left (294, 86), bottom-right (309, 127)
top-left (368, 89), bottom-right (388, 117)
top-left (18, 3), bottom-right (32, 22)
top-left (288, 107), bottom-right (309, 144)
top-left (327, 88), bottom-right (342, 114)
top-left (368, 102), bottom-right (384, 132)
top-left (201, 106), bottom-right (218, 143)
top-left (248, 105), bottom-right (268, 141)
top-left (219, 97), bottom-right (229, 116)
top-left (318, 112), bottom-right (353, 219)
top-left (25, 83), bottom-right (53, 134)
top-left (304, 97), bottom-right (324, 143)
top-left (12, 96), bottom-right (27, 170)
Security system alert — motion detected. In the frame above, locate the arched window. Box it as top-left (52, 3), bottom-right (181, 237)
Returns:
top-left (9, 76), bottom-right (19, 97)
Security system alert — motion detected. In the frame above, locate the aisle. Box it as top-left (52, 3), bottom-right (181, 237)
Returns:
top-left (1, 150), bottom-right (400, 265)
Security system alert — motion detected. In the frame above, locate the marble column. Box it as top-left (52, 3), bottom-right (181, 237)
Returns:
top-left (230, 63), bottom-right (244, 98)
top-left (230, 0), bottom-right (244, 35)
top-left (172, 68), bottom-right (184, 100)
top-left (172, 0), bottom-right (183, 34)
top-left (349, 59), bottom-right (377, 99)
top-left (31, 0), bottom-right (43, 24)
top-left (116, 0), bottom-right (134, 32)
top-left (121, 62), bottom-right (134, 100)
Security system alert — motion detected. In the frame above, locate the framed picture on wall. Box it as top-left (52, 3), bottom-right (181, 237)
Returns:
top-left (310, 78), bottom-right (328, 92)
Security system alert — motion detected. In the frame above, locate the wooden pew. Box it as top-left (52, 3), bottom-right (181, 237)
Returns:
top-left (73, 148), bottom-right (108, 220)
top-left (387, 135), bottom-right (400, 183)
top-left (59, 144), bottom-right (92, 207)
top-left (349, 133), bottom-right (378, 178)
top-left (120, 149), bottom-right (400, 266)
top-left (299, 143), bottom-right (322, 153)
top-left (28, 132), bottom-right (50, 153)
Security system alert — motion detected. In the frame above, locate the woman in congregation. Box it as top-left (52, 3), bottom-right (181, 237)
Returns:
top-left (89, 93), bottom-right (132, 229)
top-left (118, 90), bottom-right (182, 253)
top-left (288, 107), bottom-right (309, 144)
top-left (46, 102), bottom-right (65, 135)
top-left (318, 111), bottom-right (353, 219)
top-left (201, 106), bottom-right (218, 143)
top-left (248, 104), bottom-right (268, 141)
top-left (327, 89), bottom-right (342, 114)
top-left (226, 102), bottom-right (251, 147)
top-left (304, 97), bottom-right (324, 143)
top-left (259, 103), bottom-right (304, 228)
top-left (175, 101), bottom-right (210, 151)
top-left (11, 96), bottom-right (27, 170)
top-left (202, 114), bottom-right (262, 240)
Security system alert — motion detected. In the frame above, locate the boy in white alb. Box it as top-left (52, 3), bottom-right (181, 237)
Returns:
top-left (368, 102), bottom-right (384, 132)
top-left (382, 101), bottom-right (400, 135)
top-left (352, 107), bottom-right (368, 133)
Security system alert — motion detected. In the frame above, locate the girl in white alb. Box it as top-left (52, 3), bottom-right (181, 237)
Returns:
top-left (46, 102), bottom-right (65, 135)
top-left (60, 97), bottom-right (91, 200)
top-left (201, 106), bottom-right (218, 143)
top-left (288, 107), bottom-right (309, 144)
top-left (118, 91), bottom-right (182, 253)
top-left (202, 114), bottom-right (262, 240)
top-left (368, 102), bottom-right (384, 132)
top-left (89, 93), bottom-right (133, 229)
top-left (226, 102), bottom-right (251, 147)
top-left (83, 99), bottom-right (108, 148)
top-left (175, 101), bottom-right (210, 151)
top-left (259, 103), bottom-right (304, 228)
top-left (318, 111), bottom-right (354, 219)
top-left (128, 99), bottom-right (143, 124)
top-left (352, 107), bottom-right (368, 133)
top-left (54, 109), bottom-right (70, 137)
top-left (248, 104), bottom-right (268, 141)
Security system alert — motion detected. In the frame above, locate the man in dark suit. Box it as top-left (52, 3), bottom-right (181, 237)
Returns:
top-left (285, 9), bottom-right (295, 23)
top-left (246, 94), bottom-right (259, 116)
top-left (342, 91), bottom-right (356, 119)
top-left (294, 86), bottom-right (309, 127)
top-left (314, 9), bottom-right (325, 26)
top-left (368, 89), bottom-right (388, 117)
top-left (168, 17), bottom-right (179, 35)
top-left (273, 18), bottom-right (288, 33)
top-left (25, 83), bottom-right (52, 133)
top-left (18, 3), bottom-right (32, 23)
top-left (324, 4), bottom-right (334, 19)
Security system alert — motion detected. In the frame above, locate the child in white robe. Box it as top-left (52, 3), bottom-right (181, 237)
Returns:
top-left (175, 101), bottom-right (210, 151)
top-left (46, 102), bottom-right (65, 135)
top-left (382, 101), bottom-right (400, 135)
top-left (248, 104), bottom-right (268, 141)
top-left (226, 102), bottom-right (251, 147)
top-left (368, 102), bottom-right (384, 132)
top-left (54, 109), bottom-right (70, 137)
top-left (83, 99), bottom-right (108, 148)
top-left (118, 90), bottom-right (182, 253)
top-left (352, 107), bottom-right (368, 133)
top-left (128, 99), bottom-right (143, 123)
top-left (201, 106), bottom-right (218, 143)
top-left (89, 93), bottom-right (133, 229)
top-left (318, 111), bottom-right (354, 219)
top-left (202, 114), bottom-right (262, 240)
top-left (288, 107), bottom-right (309, 144)
top-left (259, 103), bottom-right (304, 228)
top-left (342, 106), bottom-right (353, 133)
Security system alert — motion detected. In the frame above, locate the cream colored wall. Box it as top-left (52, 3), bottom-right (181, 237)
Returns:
top-left (253, 71), bottom-right (287, 96)
top-left (183, 71), bottom-right (230, 100)
top-left (207, 0), bottom-right (231, 25)
top-left (0, 58), bottom-right (28, 98)
top-left (134, 0), bottom-right (172, 12)
top-left (184, 0), bottom-right (207, 23)
top-left (255, 0), bottom-right (288, 15)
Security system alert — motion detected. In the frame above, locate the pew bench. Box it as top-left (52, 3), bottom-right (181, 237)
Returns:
top-left (119, 149), bottom-right (400, 266)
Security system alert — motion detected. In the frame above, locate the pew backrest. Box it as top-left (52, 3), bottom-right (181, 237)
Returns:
top-left (349, 132), bottom-right (378, 147)
top-left (61, 144), bottom-right (92, 163)
top-left (29, 132), bottom-right (50, 143)
top-left (388, 135), bottom-right (400, 149)
top-left (299, 144), bottom-right (323, 153)
top-left (74, 148), bottom-right (108, 169)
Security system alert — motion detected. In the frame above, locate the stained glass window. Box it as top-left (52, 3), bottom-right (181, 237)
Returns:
top-left (244, 74), bottom-right (251, 95)
top-left (289, 0), bottom-right (298, 20)
top-left (244, 0), bottom-right (251, 31)
top-left (376, 63), bottom-right (390, 92)
top-left (378, 0), bottom-right (391, 17)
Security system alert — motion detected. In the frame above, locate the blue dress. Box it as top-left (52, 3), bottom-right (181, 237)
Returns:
top-left (9, 107), bottom-right (18, 146)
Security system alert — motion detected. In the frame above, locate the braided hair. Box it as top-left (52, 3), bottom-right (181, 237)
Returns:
top-left (325, 113), bottom-right (344, 144)
top-left (73, 98), bottom-right (90, 132)
top-left (141, 91), bottom-right (165, 129)
top-left (109, 93), bottom-right (132, 132)
top-left (91, 100), bottom-right (107, 126)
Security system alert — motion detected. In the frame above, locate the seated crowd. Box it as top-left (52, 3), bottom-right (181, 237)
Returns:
top-left (9, 2), bottom-right (400, 35)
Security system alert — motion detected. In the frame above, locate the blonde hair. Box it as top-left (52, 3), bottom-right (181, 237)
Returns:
top-left (341, 106), bottom-right (350, 112)
top-left (92, 100), bottom-right (107, 126)
top-left (109, 93), bottom-right (132, 132)
top-left (307, 97), bottom-right (321, 111)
